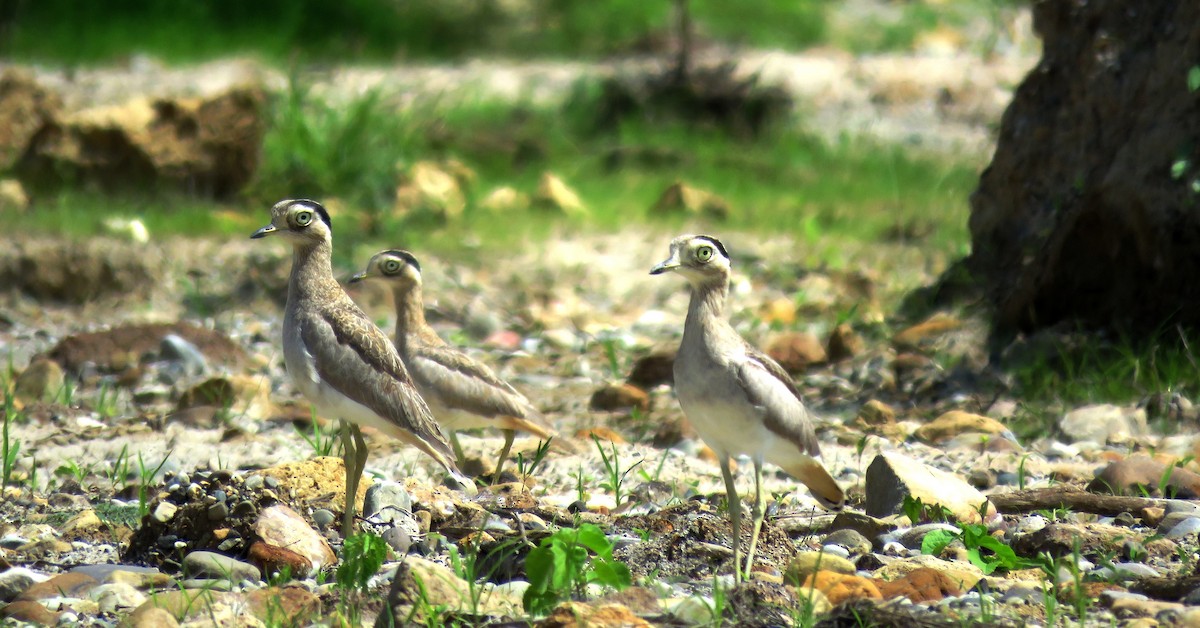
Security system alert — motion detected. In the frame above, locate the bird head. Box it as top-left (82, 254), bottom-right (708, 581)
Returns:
top-left (349, 249), bottom-right (423, 289)
top-left (650, 234), bottom-right (731, 285)
top-left (250, 199), bottom-right (332, 245)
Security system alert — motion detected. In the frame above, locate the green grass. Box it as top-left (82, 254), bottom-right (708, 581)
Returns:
top-left (0, 0), bottom-right (829, 65)
top-left (8, 82), bottom-right (979, 271)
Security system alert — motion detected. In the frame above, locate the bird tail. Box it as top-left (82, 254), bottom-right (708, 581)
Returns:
top-left (784, 457), bottom-right (844, 510)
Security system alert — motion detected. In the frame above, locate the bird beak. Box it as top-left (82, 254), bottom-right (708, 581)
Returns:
top-left (250, 224), bottom-right (277, 239)
top-left (348, 271), bottom-right (368, 284)
top-left (650, 259), bottom-right (678, 275)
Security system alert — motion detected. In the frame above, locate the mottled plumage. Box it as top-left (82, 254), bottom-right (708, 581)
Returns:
top-left (350, 250), bottom-right (554, 481)
top-left (251, 200), bottom-right (472, 537)
top-left (652, 234), bottom-right (843, 581)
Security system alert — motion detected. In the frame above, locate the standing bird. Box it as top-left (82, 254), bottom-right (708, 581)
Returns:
top-left (651, 234), bottom-right (843, 581)
top-left (250, 200), bottom-right (473, 538)
top-left (349, 249), bottom-right (554, 483)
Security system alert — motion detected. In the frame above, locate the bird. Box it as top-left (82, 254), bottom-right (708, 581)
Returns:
top-left (348, 249), bottom-right (555, 483)
top-left (650, 234), bottom-right (844, 581)
top-left (250, 199), bottom-right (474, 538)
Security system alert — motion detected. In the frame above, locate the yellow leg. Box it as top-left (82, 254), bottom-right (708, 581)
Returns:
top-left (744, 458), bottom-right (765, 578)
top-left (450, 431), bottom-right (466, 468)
top-left (339, 421), bottom-right (358, 538)
top-left (493, 429), bottom-right (516, 484)
top-left (719, 456), bottom-right (743, 582)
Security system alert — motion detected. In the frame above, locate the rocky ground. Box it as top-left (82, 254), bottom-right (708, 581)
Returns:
top-left (7, 23), bottom-right (1200, 628)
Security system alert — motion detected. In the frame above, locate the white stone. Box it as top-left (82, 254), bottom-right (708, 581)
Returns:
top-left (1059, 404), bottom-right (1147, 443)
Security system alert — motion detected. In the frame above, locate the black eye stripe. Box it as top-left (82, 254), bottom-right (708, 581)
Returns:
top-left (694, 235), bottom-right (728, 259)
top-left (380, 249), bottom-right (421, 273)
top-left (291, 199), bottom-right (332, 234)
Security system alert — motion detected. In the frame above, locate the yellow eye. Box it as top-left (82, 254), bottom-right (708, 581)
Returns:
top-left (696, 245), bottom-right (714, 262)
top-left (294, 210), bottom-right (313, 227)
top-left (382, 259), bottom-right (401, 273)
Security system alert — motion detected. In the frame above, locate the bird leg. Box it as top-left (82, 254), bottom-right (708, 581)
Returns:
top-left (744, 458), bottom-right (766, 579)
top-left (493, 429), bottom-right (516, 484)
top-left (719, 456), bottom-right (743, 582)
top-left (449, 431), bottom-right (466, 469)
top-left (353, 423), bottom-right (369, 498)
top-left (339, 421), bottom-right (358, 538)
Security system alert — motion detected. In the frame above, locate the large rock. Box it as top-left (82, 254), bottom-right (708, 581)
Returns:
top-left (20, 87), bottom-right (265, 198)
top-left (46, 322), bottom-right (247, 374)
top-left (394, 160), bottom-right (470, 221)
top-left (0, 69), bottom-right (61, 170)
top-left (969, 2), bottom-right (1200, 334)
top-left (864, 453), bottom-right (995, 523)
top-left (0, 237), bottom-right (161, 304)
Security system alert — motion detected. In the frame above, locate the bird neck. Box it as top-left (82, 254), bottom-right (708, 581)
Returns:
top-left (393, 283), bottom-right (439, 347)
top-left (289, 240), bottom-right (337, 300)
top-left (685, 278), bottom-right (729, 330)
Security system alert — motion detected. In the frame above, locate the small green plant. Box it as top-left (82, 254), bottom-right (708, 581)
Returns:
top-left (54, 459), bottom-right (92, 486)
top-left (136, 452), bottom-right (173, 518)
top-left (1158, 456), bottom-right (1194, 498)
top-left (94, 382), bottom-right (120, 419)
top-left (920, 503), bottom-right (1043, 575)
top-left (636, 448), bottom-right (672, 485)
top-left (901, 495), bottom-right (953, 524)
top-left (1189, 66), bottom-right (1200, 93)
top-left (337, 532), bottom-right (390, 592)
top-left (1016, 454), bottom-right (1030, 491)
top-left (297, 409), bottom-right (339, 458)
top-left (522, 523), bottom-right (632, 615)
top-left (593, 435), bottom-right (641, 508)
top-left (596, 336), bottom-right (623, 379)
top-left (2, 389), bottom-right (21, 488)
top-left (571, 462), bottom-right (591, 504)
top-left (106, 444), bottom-right (132, 489)
top-left (516, 438), bottom-right (553, 482)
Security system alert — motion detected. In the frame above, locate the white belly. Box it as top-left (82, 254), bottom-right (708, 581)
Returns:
top-left (674, 348), bottom-right (770, 460)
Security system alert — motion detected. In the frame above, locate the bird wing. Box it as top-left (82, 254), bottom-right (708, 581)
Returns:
top-left (299, 301), bottom-right (457, 464)
top-left (408, 342), bottom-right (543, 422)
top-left (736, 344), bottom-right (821, 458)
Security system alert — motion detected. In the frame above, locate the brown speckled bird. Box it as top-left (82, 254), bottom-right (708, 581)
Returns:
top-left (250, 200), bottom-right (474, 538)
top-left (350, 249), bottom-right (554, 482)
top-left (651, 234), bottom-right (844, 581)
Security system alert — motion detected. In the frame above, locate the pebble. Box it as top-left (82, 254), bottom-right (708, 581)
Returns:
top-left (897, 523), bottom-right (961, 549)
top-left (243, 475), bottom-right (264, 491)
top-left (90, 582), bottom-right (146, 613)
top-left (152, 502), bottom-right (178, 524)
top-left (382, 527), bottom-right (412, 554)
top-left (181, 551), bottom-right (261, 583)
top-left (1091, 562), bottom-right (1161, 581)
top-left (820, 544), bottom-right (851, 559)
top-left (1166, 516), bottom-right (1200, 539)
top-left (207, 502), bottom-right (229, 521)
top-left (0, 568), bottom-right (47, 602)
top-left (363, 481), bottom-right (414, 524)
top-left (312, 509), bottom-right (335, 529)
top-left (159, 334), bottom-right (208, 375)
top-left (822, 529), bottom-right (873, 555)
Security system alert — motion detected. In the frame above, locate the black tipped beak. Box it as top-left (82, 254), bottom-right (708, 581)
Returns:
top-left (250, 224), bottom-right (276, 239)
top-left (650, 261), bottom-right (674, 275)
top-left (348, 272), bottom-right (367, 284)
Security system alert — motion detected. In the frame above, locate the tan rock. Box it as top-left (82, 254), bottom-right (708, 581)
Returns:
top-left (0, 599), bottom-right (60, 625)
top-left (914, 410), bottom-right (1010, 444)
top-left (479, 186), bottom-right (528, 212)
top-left (651, 180), bottom-right (729, 220)
top-left (786, 551), bottom-right (856, 584)
top-left (16, 572), bottom-right (98, 601)
top-left (382, 556), bottom-right (522, 623)
top-left (394, 160), bottom-right (467, 220)
top-left (0, 178), bottom-right (28, 212)
top-left (245, 586), bottom-right (320, 625)
top-left (893, 313), bottom-right (962, 350)
top-left (765, 332), bottom-right (827, 374)
top-left (871, 554), bottom-right (983, 591)
top-left (800, 571), bottom-right (881, 605)
top-left (856, 400), bottom-right (897, 426)
top-left (1088, 454), bottom-right (1200, 498)
top-left (534, 172), bottom-right (585, 215)
top-left (758, 298), bottom-right (797, 326)
top-left (0, 69), bottom-right (61, 170)
top-left (128, 589), bottom-right (235, 624)
top-left (260, 457), bottom-right (370, 518)
top-left (121, 606), bottom-right (179, 628)
top-left (537, 601), bottom-right (653, 628)
top-left (626, 346), bottom-right (676, 389)
top-left (176, 375), bottom-right (274, 420)
top-left (574, 426), bottom-right (627, 445)
top-left (253, 505), bottom-right (337, 575)
top-left (826, 323), bottom-right (863, 362)
top-left (589, 382), bottom-right (650, 413)
top-left (61, 509), bottom-right (105, 537)
top-left (865, 452), bottom-right (996, 523)
top-left (13, 358), bottom-right (64, 404)
top-left (22, 87), bottom-right (265, 198)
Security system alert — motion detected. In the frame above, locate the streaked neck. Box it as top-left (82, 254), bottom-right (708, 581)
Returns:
top-left (393, 283), bottom-right (440, 348)
top-left (685, 278), bottom-right (728, 331)
top-left (289, 240), bottom-right (335, 301)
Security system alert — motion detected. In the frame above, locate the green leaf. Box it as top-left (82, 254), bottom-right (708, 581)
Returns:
top-left (1189, 66), bottom-right (1200, 92)
top-left (575, 524), bottom-right (613, 558)
top-left (921, 529), bottom-right (958, 556)
top-left (524, 545), bottom-right (555, 593)
top-left (589, 559), bottom-right (632, 590)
